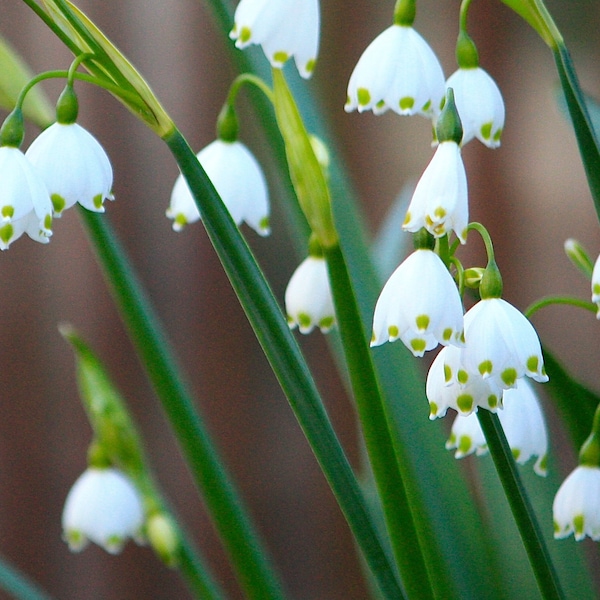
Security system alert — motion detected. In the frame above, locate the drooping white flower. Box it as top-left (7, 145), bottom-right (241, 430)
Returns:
top-left (345, 25), bottom-right (445, 117)
top-left (167, 139), bottom-right (270, 236)
top-left (427, 345), bottom-right (502, 418)
top-left (460, 298), bottom-right (548, 389)
top-left (26, 122), bottom-right (113, 215)
top-left (553, 465), bottom-right (600, 541)
top-left (0, 146), bottom-right (52, 249)
top-left (402, 141), bottom-right (468, 243)
top-left (371, 249), bottom-right (464, 356)
top-left (591, 253), bottom-right (600, 318)
top-left (285, 255), bottom-right (335, 334)
top-left (445, 67), bottom-right (505, 148)
top-left (62, 467), bottom-right (144, 554)
top-left (230, 0), bottom-right (320, 79)
top-left (445, 378), bottom-right (548, 475)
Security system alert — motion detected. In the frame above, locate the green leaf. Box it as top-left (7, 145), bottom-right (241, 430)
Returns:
top-left (0, 555), bottom-right (54, 600)
top-left (500, 0), bottom-right (563, 48)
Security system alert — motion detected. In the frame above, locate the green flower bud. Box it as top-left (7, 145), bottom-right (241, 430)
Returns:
top-left (146, 512), bottom-right (181, 568)
top-left (463, 267), bottom-right (485, 289)
top-left (564, 238), bottom-right (594, 278)
top-left (436, 89), bottom-right (463, 145)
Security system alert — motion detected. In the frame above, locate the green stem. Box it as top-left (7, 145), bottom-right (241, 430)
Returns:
top-left (325, 244), bottom-right (457, 600)
top-left (477, 410), bottom-right (565, 600)
top-left (164, 127), bottom-right (404, 599)
top-left (524, 295), bottom-right (596, 319)
top-left (78, 208), bottom-right (284, 600)
top-left (178, 539), bottom-right (226, 600)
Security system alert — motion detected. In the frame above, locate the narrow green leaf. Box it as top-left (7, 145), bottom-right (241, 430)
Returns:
top-left (0, 555), bottom-right (55, 600)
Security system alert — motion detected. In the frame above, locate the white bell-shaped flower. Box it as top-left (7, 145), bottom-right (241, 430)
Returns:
top-left (230, 0), bottom-right (320, 79)
top-left (371, 249), bottom-right (464, 356)
top-left (26, 122), bottom-right (113, 215)
top-left (445, 378), bottom-right (548, 475)
top-left (427, 345), bottom-right (502, 418)
top-left (167, 139), bottom-right (270, 236)
top-left (402, 141), bottom-right (468, 243)
top-left (460, 297), bottom-right (548, 389)
top-left (0, 146), bottom-right (52, 249)
top-left (345, 25), bottom-right (445, 117)
top-left (591, 253), bottom-right (600, 318)
top-left (62, 467), bottom-right (144, 554)
top-left (553, 465), bottom-right (600, 541)
top-left (445, 67), bottom-right (505, 148)
top-left (285, 255), bottom-right (335, 334)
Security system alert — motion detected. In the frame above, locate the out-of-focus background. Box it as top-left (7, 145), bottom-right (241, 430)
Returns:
top-left (0, 0), bottom-right (598, 598)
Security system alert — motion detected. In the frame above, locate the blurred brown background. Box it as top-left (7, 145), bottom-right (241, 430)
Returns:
top-left (0, 0), bottom-right (598, 598)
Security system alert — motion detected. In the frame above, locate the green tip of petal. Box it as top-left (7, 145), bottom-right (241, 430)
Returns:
top-left (357, 88), bottom-right (371, 107)
top-left (305, 59), bottom-right (316, 74)
top-left (51, 193), bottom-right (66, 215)
top-left (457, 394), bottom-right (474, 413)
top-left (553, 521), bottom-right (561, 536)
top-left (457, 369), bottom-right (469, 385)
top-left (402, 211), bottom-right (412, 226)
top-left (173, 213), bottom-right (187, 231)
top-left (44, 213), bottom-right (53, 231)
top-left (593, 283), bottom-right (600, 294)
top-left (259, 216), bottom-right (270, 233)
top-left (538, 454), bottom-right (548, 473)
top-left (319, 316), bottom-right (335, 332)
top-left (388, 325), bottom-right (399, 339)
top-left (93, 194), bottom-right (104, 210)
top-left (478, 360), bottom-right (493, 377)
top-left (493, 128), bottom-right (502, 142)
top-left (442, 328), bottom-right (452, 341)
top-left (501, 368), bottom-right (517, 387)
top-left (488, 394), bottom-right (499, 409)
top-left (421, 100), bottom-right (432, 113)
top-left (415, 314), bottom-right (429, 331)
top-left (287, 315), bottom-right (295, 328)
top-left (429, 402), bottom-right (439, 419)
top-left (1, 206), bottom-right (14, 219)
top-left (512, 448), bottom-right (521, 461)
top-left (574, 514), bottom-right (585, 537)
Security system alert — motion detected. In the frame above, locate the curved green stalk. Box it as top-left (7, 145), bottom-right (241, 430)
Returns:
top-left (79, 208), bottom-right (284, 600)
top-left (325, 244), bottom-right (457, 600)
top-left (163, 128), bottom-right (404, 600)
top-left (477, 410), bottom-right (565, 600)
top-left (0, 555), bottom-right (55, 600)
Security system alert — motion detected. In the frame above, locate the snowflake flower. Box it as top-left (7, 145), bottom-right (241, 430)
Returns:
top-left (26, 122), bottom-right (113, 215)
top-left (167, 139), bottom-right (270, 236)
top-left (285, 255), bottom-right (335, 334)
top-left (62, 467), bottom-right (144, 554)
top-left (592, 253), bottom-right (600, 318)
top-left (230, 0), bottom-right (320, 79)
top-left (345, 25), bottom-right (445, 117)
top-left (371, 249), bottom-right (464, 356)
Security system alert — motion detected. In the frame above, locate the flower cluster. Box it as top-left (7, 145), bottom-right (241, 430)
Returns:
top-left (0, 87), bottom-right (113, 250)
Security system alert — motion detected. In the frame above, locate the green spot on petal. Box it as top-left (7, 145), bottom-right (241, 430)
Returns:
top-left (51, 193), bottom-right (66, 215)
top-left (174, 214), bottom-right (187, 231)
top-left (574, 514), bottom-right (585, 537)
top-left (357, 88), bottom-right (371, 107)
top-left (493, 128), bottom-right (503, 142)
top-left (93, 194), bottom-right (103, 209)
top-left (478, 360), bottom-right (493, 377)
top-left (388, 325), bottom-right (399, 339)
top-left (410, 338), bottom-right (426, 353)
top-left (273, 51), bottom-right (289, 64)
top-left (305, 59), bottom-right (316, 73)
top-left (526, 356), bottom-right (539, 373)
top-left (375, 100), bottom-right (385, 109)
top-left (488, 394), bottom-right (499, 409)
top-left (399, 97), bottom-right (415, 111)
top-left (1, 206), bottom-right (14, 219)
top-left (259, 216), bottom-right (270, 232)
top-left (512, 448), bottom-right (521, 461)
top-left (480, 122), bottom-right (492, 140)
top-left (421, 100), bottom-right (431, 112)
top-left (415, 314), bottom-right (429, 331)
top-left (239, 26), bottom-right (251, 43)
top-left (458, 369), bottom-right (469, 384)
top-left (458, 435), bottom-right (472, 454)
top-left (44, 214), bottom-right (53, 230)
top-left (593, 283), bottom-right (600, 294)
top-left (447, 432), bottom-right (456, 446)
top-left (0, 223), bottom-right (13, 245)
top-left (429, 402), bottom-right (439, 417)
top-left (433, 206), bottom-right (447, 219)
top-left (457, 394), bottom-right (474, 413)
top-left (298, 313), bottom-right (311, 329)
top-left (442, 328), bottom-right (452, 341)
top-left (501, 368), bottom-right (517, 386)
top-left (319, 316), bottom-right (335, 331)
top-left (403, 211), bottom-right (412, 226)
top-left (539, 454), bottom-right (548, 472)
top-left (444, 364), bottom-right (452, 383)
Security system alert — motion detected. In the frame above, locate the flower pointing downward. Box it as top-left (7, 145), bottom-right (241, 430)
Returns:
top-left (230, 0), bottom-right (320, 79)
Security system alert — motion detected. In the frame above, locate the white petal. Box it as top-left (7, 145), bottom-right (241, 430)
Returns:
top-left (285, 256), bottom-right (335, 334)
top-left (591, 253), bottom-right (600, 317)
